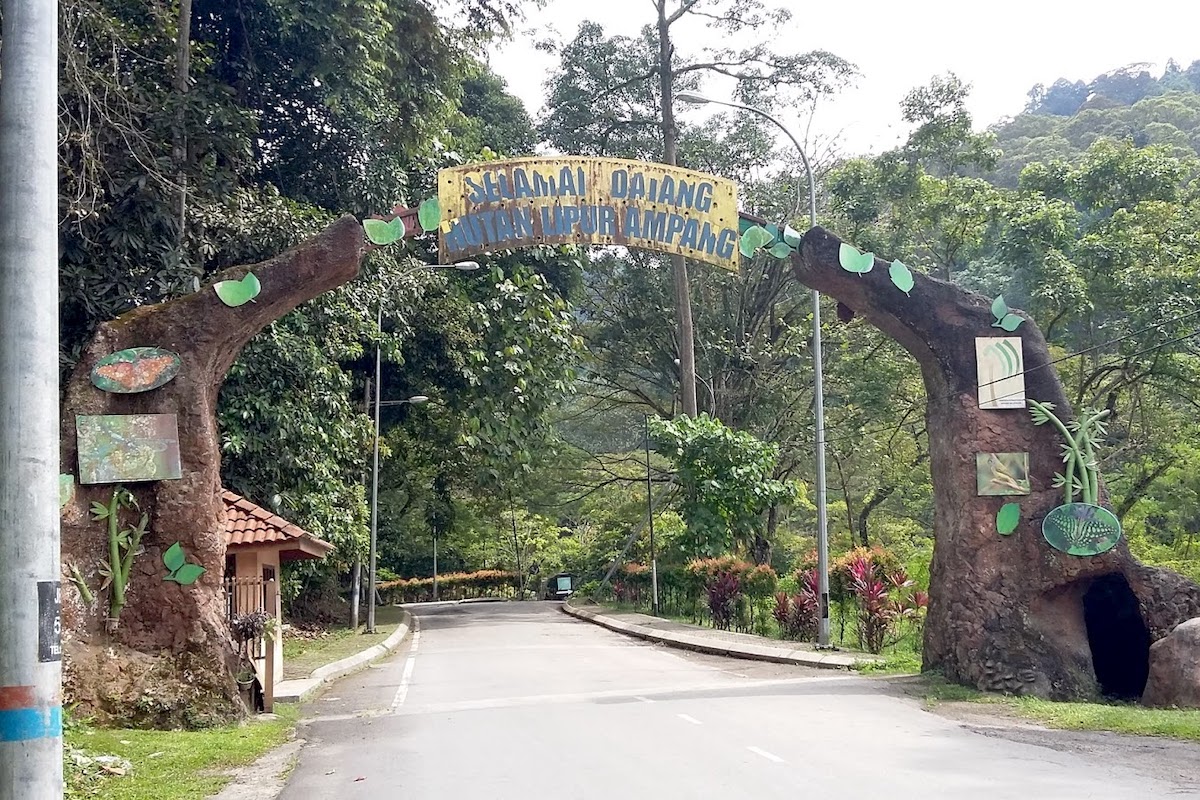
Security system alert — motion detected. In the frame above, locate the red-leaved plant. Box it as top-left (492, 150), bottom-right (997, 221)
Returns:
top-left (847, 558), bottom-right (928, 654)
top-left (772, 568), bottom-right (820, 641)
top-left (706, 571), bottom-right (741, 631)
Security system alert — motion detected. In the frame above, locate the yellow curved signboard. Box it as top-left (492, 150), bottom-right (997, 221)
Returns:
top-left (437, 157), bottom-right (740, 272)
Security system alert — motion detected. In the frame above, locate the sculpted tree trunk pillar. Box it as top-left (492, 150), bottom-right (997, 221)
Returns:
top-left (59, 216), bottom-right (365, 725)
top-left (795, 226), bottom-right (1200, 699)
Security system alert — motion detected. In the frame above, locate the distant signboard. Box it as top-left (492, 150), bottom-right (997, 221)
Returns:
top-left (437, 157), bottom-right (740, 272)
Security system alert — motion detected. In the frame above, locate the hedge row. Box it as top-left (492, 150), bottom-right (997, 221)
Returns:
top-left (379, 569), bottom-right (520, 603)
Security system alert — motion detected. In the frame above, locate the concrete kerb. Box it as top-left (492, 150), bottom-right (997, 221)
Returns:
top-left (561, 600), bottom-right (873, 670)
top-left (274, 608), bottom-right (414, 703)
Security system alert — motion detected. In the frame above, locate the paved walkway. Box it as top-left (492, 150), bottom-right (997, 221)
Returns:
top-left (562, 601), bottom-right (879, 669)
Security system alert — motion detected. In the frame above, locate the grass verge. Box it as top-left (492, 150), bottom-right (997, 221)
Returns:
top-left (919, 675), bottom-right (1200, 741)
top-left (282, 604), bottom-right (406, 679)
top-left (65, 704), bottom-right (299, 800)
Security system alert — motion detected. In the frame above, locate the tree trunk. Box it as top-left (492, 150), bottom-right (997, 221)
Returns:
top-left (173, 0), bottom-right (192, 243)
top-left (59, 216), bottom-right (365, 725)
top-left (795, 226), bottom-right (1200, 699)
top-left (656, 3), bottom-right (697, 417)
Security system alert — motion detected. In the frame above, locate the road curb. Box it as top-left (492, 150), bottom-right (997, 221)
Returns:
top-left (560, 601), bottom-right (873, 670)
top-left (275, 609), bottom-right (414, 703)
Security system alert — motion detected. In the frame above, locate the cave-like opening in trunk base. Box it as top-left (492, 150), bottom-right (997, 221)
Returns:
top-left (1083, 573), bottom-right (1150, 700)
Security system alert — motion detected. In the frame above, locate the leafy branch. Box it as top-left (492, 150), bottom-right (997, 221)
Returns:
top-left (90, 488), bottom-right (148, 632)
top-left (1028, 400), bottom-right (1110, 506)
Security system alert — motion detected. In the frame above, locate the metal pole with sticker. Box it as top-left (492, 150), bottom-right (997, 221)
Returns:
top-left (0, 0), bottom-right (63, 795)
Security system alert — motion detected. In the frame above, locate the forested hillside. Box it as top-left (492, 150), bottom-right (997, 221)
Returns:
top-left (991, 60), bottom-right (1200, 184)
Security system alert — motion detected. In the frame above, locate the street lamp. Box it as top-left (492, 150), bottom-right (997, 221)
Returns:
top-left (677, 91), bottom-right (832, 648)
top-left (366, 261), bottom-right (477, 633)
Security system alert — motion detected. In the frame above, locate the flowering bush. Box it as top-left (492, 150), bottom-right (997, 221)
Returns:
top-left (378, 569), bottom-right (519, 603)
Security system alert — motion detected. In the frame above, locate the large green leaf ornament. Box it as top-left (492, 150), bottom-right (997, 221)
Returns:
top-left (739, 225), bottom-right (775, 257)
top-left (418, 198), bottom-right (441, 233)
top-left (213, 272), bottom-right (261, 307)
top-left (889, 260), bottom-right (914, 295)
top-left (991, 295), bottom-right (1024, 331)
top-left (363, 216), bottom-right (406, 246)
top-left (839, 243), bottom-right (874, 274)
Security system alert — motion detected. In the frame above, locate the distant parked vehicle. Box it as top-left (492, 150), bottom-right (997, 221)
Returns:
top-left (543, 573), bottom-right (575, 600)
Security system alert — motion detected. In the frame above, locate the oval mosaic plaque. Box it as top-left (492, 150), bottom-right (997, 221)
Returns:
top-left (1042, 503), bottom-right (1122, 556)
top-left (91, 347), bottom-right (182, 394)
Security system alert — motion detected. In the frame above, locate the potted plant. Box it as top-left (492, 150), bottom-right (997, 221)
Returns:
top-left (230, 609), bottom-right (273, 658)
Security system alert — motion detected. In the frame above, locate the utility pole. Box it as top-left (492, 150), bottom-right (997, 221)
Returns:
top-left (644, 416), bottom-right (660, 615)
top-left (509, 494), bottom-right (523, 600)
top-left (367, 305), bottom-right (383, 634)
top-left (0, 1), bottom-right (64, 796)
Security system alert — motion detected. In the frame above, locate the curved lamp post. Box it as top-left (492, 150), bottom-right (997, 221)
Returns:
top-left (676, 91), bottom-right (832, 648)
top-left (367, 261), bottom-right (478, 633)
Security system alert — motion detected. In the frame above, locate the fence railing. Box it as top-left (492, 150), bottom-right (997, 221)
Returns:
top-left (223, 576), bottom-right (270, 660)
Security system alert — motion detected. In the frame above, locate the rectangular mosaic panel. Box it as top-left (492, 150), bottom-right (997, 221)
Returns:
top-left (976, 452), bottom-right (1031, 496)
top-left (76, 414), bottom-right (182, 484)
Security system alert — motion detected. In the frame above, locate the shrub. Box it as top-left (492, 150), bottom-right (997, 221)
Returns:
top-left (378, 569), bottom-right (520, 603)
top-left (706, 571), bottom-right (741, 630)
top-left (742, 564), bottom-right (779, 600)
top-left (846, 558), bottom-right (929, 654)
top-left (772, 568), bottom-right (819, 641)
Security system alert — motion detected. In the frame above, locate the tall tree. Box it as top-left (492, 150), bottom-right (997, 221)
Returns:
top-left (540, 5), bottom-right (852, 417)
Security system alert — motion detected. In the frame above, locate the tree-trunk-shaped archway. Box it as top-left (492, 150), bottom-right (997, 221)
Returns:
top-left (796, 226), bottom-right (1200, 698)
top-left (59, 216), bottom-right (364, 724)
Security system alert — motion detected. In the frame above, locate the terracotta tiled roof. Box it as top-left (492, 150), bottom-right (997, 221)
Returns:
top-left (222, 490), bottom-right (333, 560)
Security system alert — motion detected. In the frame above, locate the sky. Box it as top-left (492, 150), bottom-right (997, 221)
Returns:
top-left (488, 0), bottom-right (1199, 157)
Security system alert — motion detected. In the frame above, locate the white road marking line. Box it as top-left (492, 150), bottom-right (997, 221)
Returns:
top-left (677, 713), bottom-right (703, 725)
top-left (390, 627), bottom-right (422, 711)
top-left (634, 695), bottom-right (655, 704)
top-left (746, 746), bottom-right (784, 763)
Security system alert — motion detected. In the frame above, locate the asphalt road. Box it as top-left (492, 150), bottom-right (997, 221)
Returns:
top-left (280, 602), bottom-right (1198, 799)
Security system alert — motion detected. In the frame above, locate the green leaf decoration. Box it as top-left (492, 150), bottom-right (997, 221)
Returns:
top-left (763, 223), bottom-right (781, 243)
top-left (163, 542), bottom-right (186, 573)
top-left (168, 563), bottom-right (206, 586)
top-left (59, 475), bottom-right (74, 510)
top-left (363, 216), bottom-right (405, 246)
top-left (213, 272), bottom-right (261, 307)
top-left (739, 225), bottom-right (775, 257)
top-left (889, 260), bottom-right (915, 295)
top-left (990, 295), bottom-right (1009, 324)
top-left (782, 225), bottom-right (804, 248)
top-left (996, 503), bottom-right (1021, 535)
top-left (417, 198), bottom-right (441, 232)
top-left (768, 241), bottom-right (793, 259)
top-left (1042, 503), bottom-right (1122, 556)
top-left (838, 243), bottom-right (874, 274)
top-left (998, 313), bottom-right (1024, 332)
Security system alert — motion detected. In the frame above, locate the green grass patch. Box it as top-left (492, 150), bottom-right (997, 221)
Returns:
top-left (282, 604), bottom-right (405, 679)
top-left (917, 674), bottom-right (1200, 741)
top-left (65, 704), bottom-right (298, 800)
top-left (1011, 697), bottom-right (1200, 741)
top-left (855, 650), bottom-right (923, 675)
